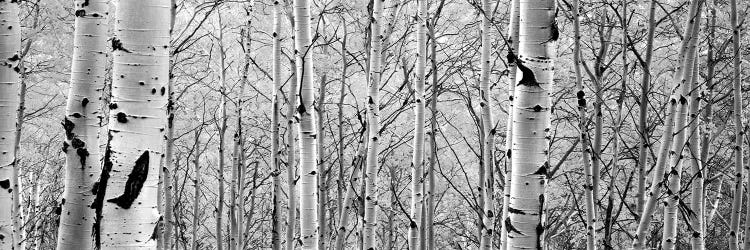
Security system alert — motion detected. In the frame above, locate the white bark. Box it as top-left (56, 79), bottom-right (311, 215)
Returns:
top-left (0, 0), bottom-right (20, 248)
top-left (56, 0), bottom-right (107, 248)
top-left (271, 1), bottom-right (283, 249)
top-left (505, 0), bottom-right (555, 248)
top-left (93, 0), bottom-right (170, 247)
top-left (363, 0), bottom-right (385, 248)
top-left (730, 0), bottom-right (744, 247)
top-left (479, 1), bottom-right (496, 249)
top-left (408, 1), bottom-right (427, 249)
top-left (500, 1), bottom-right (519, 249)
top-left (293, 0), bottom-right (319, 248)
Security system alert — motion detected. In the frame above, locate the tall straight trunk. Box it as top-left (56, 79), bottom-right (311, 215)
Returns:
top-left (505, 0), bottom-right (555, 248)
top-left (271, 1), bottom-right (283, 249)
top-left (192, 131), bottom-right (202, 250)
top-left (730, 0), bottom-right (744, 247)
top-left (636, 0), bottom-right (658, 218)
top-left (317, 72), bottom-right (328, 250)
top-left (572, 0), bottom-right (597, 248)
top-left (500, 1), bottom-right (519, 249)
top-left (426, 20), bottom-right (438, 250)
top-left (232, 11), bottom-right (252, 248)
top-left (0, 0), bottom-right (20, 248)
top-left (92, 0), bottom-right (169, 247)
top-left (285, 65), bottom-right (299, 249)
top-left (162, 0), bottom-right (177, 248)
top-left (333, 130), bottom-right (367, 250)
top-left (687, 58), bottom-right (703, 250)
top-left (604, 2), bottom-right (626, 248)
top-left (363, 0), bottom-right (385, 248)
top-left (478, 1), bottom-right (496, 249)
top-left (662, 15), bottom-right (700, 247)
top-left (408, 1), bottom-right (427, 249)
top-left (216, 15), bottom-right (228, 250)
top-left (694, 10), bottom-right (715, 249)
top-left (336, 28), bottom-right (347, 222)
top-left (632, 0), bottom-right (702, 248)
top-left (56, 0), bottom-right (107, 249)
top-left (293, 0), bottom-right (319, 248)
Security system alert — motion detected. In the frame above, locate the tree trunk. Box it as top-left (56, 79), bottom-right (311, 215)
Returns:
top-left (162, 0), bottom-right (177, 249)
top-left (572, 0), bottom-right (597, 248)
top-left (0, 0), bottom-right (20, 248)
top-left (426, 19), bottom-right (438, 250)
top-left (478, 1), bottom-right (496, 249)
top-left (317, 72), bottom-right (327, 250)
top-left (92, 0), bottom-right (169, 247)
top-left (505, 0), bottom-right (555, 248)
top-left (293, 0), bottom-right (319, 248)
top-left (636, 0), bottom-right (658, 219)
top-left (216, 15), bottom-right (228, 250)
top-left (363, 0), bottom-right (385, 248)
top-left (333, 130), bottom-right (367, 250)
top-left (271, 2), bottom-right (283, 249)
top-left (632, 0), bottom-right (702, 248)
top-left (191, 131), bottom-right (202, 250)
top-left (56, 0), bottom-right (107, 249)
top-left (408, 1), bottom-right (427, 249)
top-left (730, 0), bottom-right (744, 247)
top-left (500, 1), bottom-right (519, 248)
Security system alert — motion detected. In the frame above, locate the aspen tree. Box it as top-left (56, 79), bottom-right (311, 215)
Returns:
top-left (191, 129), bottom-right (204, 250)
top-left (572, 0), bottom-right (596, 248)
top-left (424, 16), bottom-right (440, 249)
top-left (500, 1), bottom-right (519, 249)
top-left (478, 0), bottom-right (496, 248)
top-left (694, 8), bottom-right (716, 248)
top-left (231, 9), bottom-right (252, 248)
top-left (604, 1), bottom-right (626, 247)
top-left (632, 0), bottom-right (703, 248)
top-left (91, 0), bottom-right (170, 247)
top-left (162, 0), bottom-right (177, 248)
top-left (316, 72), bottom-right (327, 250)
top-left (662, 11), bottom-right (701, 248)
top-left (687, 58), bottom-right (703, 250)
top-left (292, 0), bottom-right (319, 248)
top-left (730, 0), bottom-right (744, 247)
top-left (408, 1), bottom-right (427, 249)
top-left (636, 0), bottom-right (658, 217)
top-left (271, 1), bottom-right (283, 249)
top-left (56, 0), bottom-right (107, 248)
top-left (333, 130), bottom-right (367, 250)
top-left (505, 0), bottom-right (555, 248)
top-left (336, 25), bottom-right (347, 227)
top-left (0, 0), bottom-right (20, 247)
top-left (363, 0), bottom-right (385, 248)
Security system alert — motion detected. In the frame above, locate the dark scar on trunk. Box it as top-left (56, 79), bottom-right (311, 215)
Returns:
top-left (516, 59), bottom-right (538, 87)
top-left (92, 132), bottom-right (113, 249)
top-left (107, 150), bottom-right (150, 209)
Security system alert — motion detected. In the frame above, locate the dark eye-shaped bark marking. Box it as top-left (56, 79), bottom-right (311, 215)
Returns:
top-left (107, 151), bottom-right (150, 209)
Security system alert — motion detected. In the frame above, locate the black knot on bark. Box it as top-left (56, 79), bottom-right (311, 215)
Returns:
top-left (532, 105), bottom-right (543, 112)
top-left (116, 112), bottom-right (128, 123)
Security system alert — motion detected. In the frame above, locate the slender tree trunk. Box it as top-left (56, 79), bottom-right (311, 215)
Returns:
top-left (572, 0), bottom-right (597, 248)
top-left (0, 0), bottom-right (20, 248)
top-left (478, 0), bottom-right (496, 249)
top-left (408, 1), bottom-right (427, 249)
top-left (730, 0), bottom-right (744, 247)
top-left (500, 1), bottom-right (519, 248)
top-left (162, 0), bottom-right (177, 248)
top-left (192, 131), bottom-right (202, 250)
top-left (317, 72), bottom-right (328, 250)
top-left (334, 130), bottom-right (367, 250)
top-left (705, 178), bottom-right (722, 225)
top-left (232, 10), bottom-right (252, 248)
top-left (505, 0), bottom-right (555, 248)
top-left (636, 0), bottom-right (658, 219)
top-left (604, 2), bottom-right (627, 248)
top-left (336, 26), bottom-right (347, 224)
top-left (293, 0), bottom-right (319, 248)
top-left (632, 0), bottom-right (702, 248)
top-left (285, 31), bottom-right (299, 250)
top-left (216, 15), bottom-right (228, 250)
top-left (695, 10), bottom-right (716, 248)
top-left (271, 2), bottom-right (283, 249)
top-left (56, 0), bottom-right (107, 248)
top-left (92, 0), bottom-right (169, 247)
top-left (363, 0), bottom-right (385, 248)
top-left (687, 57), bottom-right (703, 250)
top-left (426, 20), bottom-right (438, 250)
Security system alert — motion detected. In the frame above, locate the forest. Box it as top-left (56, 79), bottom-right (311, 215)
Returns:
top-left (0, 0), bottom-right (746, 249)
